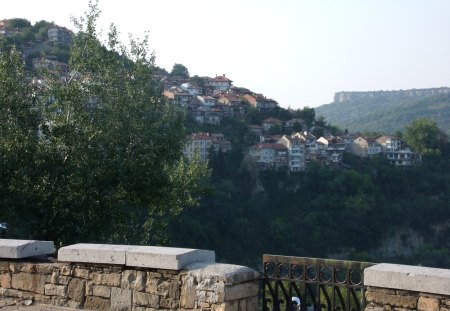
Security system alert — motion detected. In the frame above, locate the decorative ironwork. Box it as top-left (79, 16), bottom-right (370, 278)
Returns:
top-left (262, 255), bottom-right (374, 311)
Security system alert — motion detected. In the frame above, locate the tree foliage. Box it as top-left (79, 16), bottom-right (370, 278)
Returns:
top-left (404, 118), bottom-right (448, 155)
top-left (170, 63), bottom-right (189, 78)
top-left (1, 2), bottom-right (208, 246)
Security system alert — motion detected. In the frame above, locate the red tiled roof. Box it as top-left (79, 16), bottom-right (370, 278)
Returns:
top-left (210, 75), bottom-right (233, 83)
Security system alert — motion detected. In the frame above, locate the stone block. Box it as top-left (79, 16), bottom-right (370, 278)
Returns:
top-left (101, 272), bottom-right (121, 286)
top-left (133, 291), bottom-right (160, 307)
top-left (160, 297), bottom-right (179, 309)
top-left (17, 263), bottom-right (36, 273)
top-left (180, 275), bottom-right (196, 308)
top-left (93, 285), bottom-right (111, 298)
top-left (58, 243), bottom-right (214, 270)
top-left (74, 268), bottom-right (90, 279)
top-left (34, 293), bottom-right (52, 304)
top-left (0, 272), bottom-right (11, 288)
top-left (224, 282), bottom-right (259, 301)
top-left (364, 263), bottom-right (450, 295)
top-left (0, 261), bottom-right (9, 271)
top-left (126, 246), bottom-right (215, 270)
top-left (111, 287), bottom-right (132, 311)
top-left (58, 243), bottom-right (133, 265)
top-left (418, 297), bottom-right (440, 311)
top-left (366, 290), bottom-right (417, 309)
top-left (185, 262), bottom-right (260, 285)
top-left (35, 263), bottom-right (54, 274)
top-left (67, 278), bottom-right (85, 302)
top-left (45, 283), bottom-right (67, 296)
top-left (11, 272), bottom-right (46, 294)
top-left (122, 270), bottom-right (146, 291)
top-left (85, 296), bottom-right (111, 311)
top-left (0, 239), bottom-right (55, 258)
top-left (212, 301), bottom-right (239, 311)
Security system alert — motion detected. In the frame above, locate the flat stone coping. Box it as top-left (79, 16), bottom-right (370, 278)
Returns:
top-left (0, 239), bottom-right (55, 259)
top-left (58, 243), bottom-right (215, 270)
top-left (365, 263), bottom-right (450, 295)
top-left (185, 262), bottom-right (261, 284)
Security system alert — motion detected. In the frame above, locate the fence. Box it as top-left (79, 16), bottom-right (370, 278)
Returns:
top-left (261, 255), bottom-right (374, 311)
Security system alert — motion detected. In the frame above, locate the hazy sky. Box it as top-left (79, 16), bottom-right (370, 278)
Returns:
top-left (3, 0), bottom-right (450, 108)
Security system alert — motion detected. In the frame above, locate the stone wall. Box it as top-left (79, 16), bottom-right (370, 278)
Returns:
top-left (365, 287), bottom-right (450, 311)
top-left (0, 260), bottom-right (260, 311)
top-left (0, 240), bottom-right (260, 311)
top-left (364, 263), bottom-right (450, 311)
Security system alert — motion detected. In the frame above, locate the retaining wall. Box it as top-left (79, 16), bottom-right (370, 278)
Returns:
top-left (0, 240), bottom-right (260, 311)
top-left (364, 263), bottom-right (450, 311)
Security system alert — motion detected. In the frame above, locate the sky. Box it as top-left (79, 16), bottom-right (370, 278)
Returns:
top-left (2, 0), bottom-right (450, 109)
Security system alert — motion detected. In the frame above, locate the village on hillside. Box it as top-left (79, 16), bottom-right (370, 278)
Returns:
top-left (1, 18), bottom-right (421, 172)
top-left (158, 71), bottom-right (420, 171)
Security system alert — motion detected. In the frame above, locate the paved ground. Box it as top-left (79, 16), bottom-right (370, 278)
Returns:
top-left (0, 299), bottom-right (78, 311)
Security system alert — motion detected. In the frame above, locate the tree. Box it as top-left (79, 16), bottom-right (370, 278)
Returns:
top-left (0, 38), bottom-right (40, 238)
top-left (404, 118), bottom-right (448, 155)
top-left (1, 2), bottom-right (208, 246)
top-left (170, 63), bottom-right (189, 78)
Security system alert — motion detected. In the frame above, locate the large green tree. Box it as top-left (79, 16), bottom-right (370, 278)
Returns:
top-left (170, 63), bottom-right (189, 78)
top-left (1, 2), bottom-right (208, 246)
top-left (404, 118), bottom-right (448, 155)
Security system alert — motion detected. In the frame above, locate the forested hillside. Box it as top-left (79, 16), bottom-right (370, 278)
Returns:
top-left (168, 116), bottom-right (450, 270)
top-left (315, 93), bottom-right (450, 135)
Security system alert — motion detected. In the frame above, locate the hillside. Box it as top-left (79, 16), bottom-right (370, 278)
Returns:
top-left (315, 93), bottom-right (450, 135)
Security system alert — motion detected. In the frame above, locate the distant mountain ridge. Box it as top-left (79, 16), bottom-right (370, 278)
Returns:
top-left (316, 88), bottom-right (450, 135)
top-left (334, 87), bottom-right (450, 103)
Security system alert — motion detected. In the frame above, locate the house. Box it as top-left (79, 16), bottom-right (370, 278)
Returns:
top-left (293, 132), bottom-right (317, 161)
top-left (249, 143), bottom-right (288, 170)
top-left (261, 117), bottom-right (282, 132)
top-left (197, 95), bottom-right (216, 107)
top-left (0, 19), bottom-right (21, 36)
top-left (208, 74), bottom-right (233, 91)
top-left (375, 135), bottom-right (403, 153)
top-left (278, 135), bottom-right (306, 172)
top-left (184, 132), bottom-right (231, 161)
top-left (375, 135), bottom-right (418, 166)
top-left (341, 132), bottom-right (361, 152)
top-left (181, 83), bottom-right (203, 96)
top-left (228, 86), bottom-right (252, 95)
top-left (211, 133), bottom-right (232, 153)
top-left (217, 93), bottom-right (241, 106)
top-left (163, 87), bottom-right (193, 107)
top-left (317, 136), bottom-right (346, 163)
top-left (243, 94), bottom-right (278, 112)
top-left (48, 25), bottom-right (72, 45)
top-left (352, 136), bottom-right (381, 158)
top-left (189, 106), bottom-right (223, 125)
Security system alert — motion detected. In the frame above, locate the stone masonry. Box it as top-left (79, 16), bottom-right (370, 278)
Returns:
top-left (364, 264), bottom-right (450, 311)
top-left (0, 260), bottom-right (260, 311)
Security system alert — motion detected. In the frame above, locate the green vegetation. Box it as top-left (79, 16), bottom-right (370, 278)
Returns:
top-left (169, 115), bottom-right (450, 269)
top-left (315, 94), bottom-right (450, 135)
top-left (1, 18), bottom-right (71, 70)
top-left (0, 3), bottom-right (208, 246)
top-left (170, 63), bottom-right (189, 78)
top-left (2, 6), bottom-right (449, 271)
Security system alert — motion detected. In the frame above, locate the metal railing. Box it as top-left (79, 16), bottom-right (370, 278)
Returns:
top-left (262, 255), bottom-right (374, 311)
